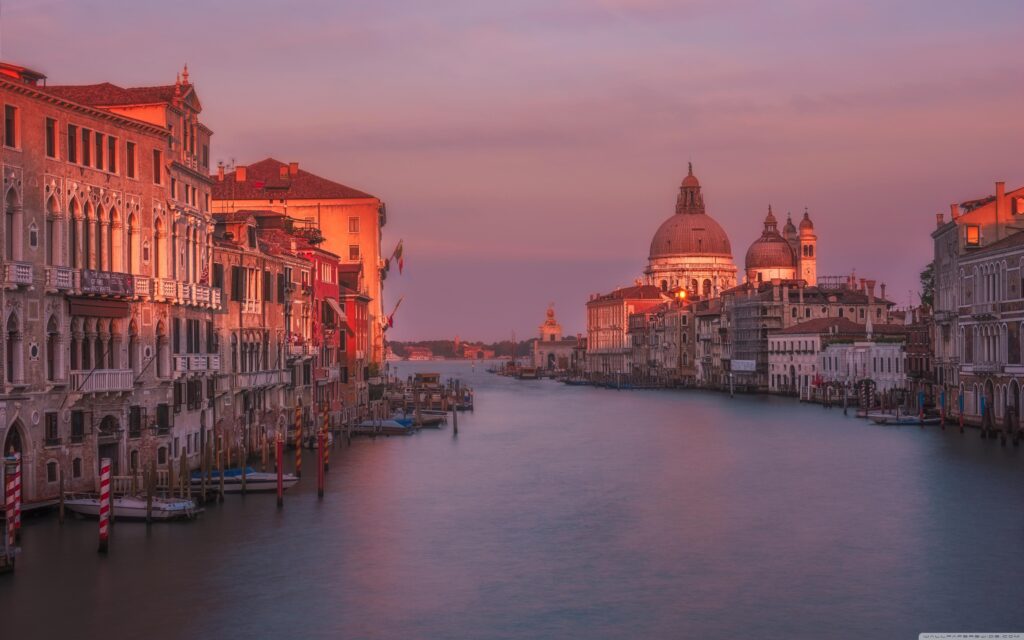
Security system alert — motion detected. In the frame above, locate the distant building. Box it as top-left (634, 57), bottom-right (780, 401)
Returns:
top-left (586, 284), bottom-right (669, 378)
top-left (533, 306), bottom-right (575, 370)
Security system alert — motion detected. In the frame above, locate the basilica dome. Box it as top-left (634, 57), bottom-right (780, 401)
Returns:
top-left (648, 164), bottom-right (733, 260)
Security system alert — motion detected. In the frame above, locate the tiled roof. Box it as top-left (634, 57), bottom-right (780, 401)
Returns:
top-left (44, 82), bottom-right (181, 106)
top-left (592, 284), bottom-right (666, 302)
top-left (962, 229), bottom-right (1024, 258)
top-left (211, 158), bottom-right (376, 201)
top-left (776, 317), bottom-right (907, 337)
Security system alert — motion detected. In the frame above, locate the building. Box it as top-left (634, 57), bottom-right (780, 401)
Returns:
top-left (931, 180), bottom-right (1024, 427)
top-left (744, 206), bottom-right (817, 285)
top-left (532, 306), bottom-right (576, 371)
top-left (626, 294), bottom-right (696, 387)
top-left (339, 263), bottom-right (371, 414)
top-left (211, 158), bottom-right (387, 368)
top-left (0, 62), bottom-right (221, 502)
top-left (585, 284), bottom-right (668, 379)
top-left (644, 164), bottom-right (737, 297)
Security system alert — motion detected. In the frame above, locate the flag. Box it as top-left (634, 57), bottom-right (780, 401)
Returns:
top-left (386, 296), bottom-right (405, 329)
top-left (391, 240), bottom-right (404, 274)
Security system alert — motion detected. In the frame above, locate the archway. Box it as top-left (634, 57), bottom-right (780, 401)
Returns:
top-left (97, 414), bottom-right (120, 474)
top-left (789, 365), bottom-right (796, 395)
top-left (3, 419), bottom-right (23, 457)
top-left (1009, 379), bottom-right (1020, 432)
top-left (547, 352), bottom-right (556, 370)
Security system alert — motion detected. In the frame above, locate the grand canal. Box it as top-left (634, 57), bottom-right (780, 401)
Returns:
top-left (2, 361), bottom-right (1024, 638)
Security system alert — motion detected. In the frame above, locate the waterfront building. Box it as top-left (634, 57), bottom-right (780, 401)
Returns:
top-left (532, 306), bottom-right (576, 371)
top-left (212, 159), bottom-right (387, 368)
top-left (931, 181), bottom-right (1024, 427)
top-left (339, 263), bottom-right (370, 414)
top-left (0, 62), bottom-right (223, 502)
top-left (818, 328), bottom-right (909, 394)
top-left (585, 284), bottom-right (668, 379)
top-left (644, 164), bottom-right (737, 297)
top-left (727, 276), bottom-right (894, 392)
top-left (903, 305), bottom-right (934, 411)
top-left (694, 298), bottom-right (728, 388)
top-left (627, 296), bottom-right (696, 387)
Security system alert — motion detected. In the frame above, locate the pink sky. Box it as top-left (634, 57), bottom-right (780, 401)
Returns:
top-left (6, 0), bottom-right (1022, 340)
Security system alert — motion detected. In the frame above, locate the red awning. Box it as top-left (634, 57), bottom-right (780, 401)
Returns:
top-left (68, 298), bottom-right (131, 318)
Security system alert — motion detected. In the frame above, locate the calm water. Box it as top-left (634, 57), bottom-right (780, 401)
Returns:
top-left (2, 360), bottom-right (1024, 639)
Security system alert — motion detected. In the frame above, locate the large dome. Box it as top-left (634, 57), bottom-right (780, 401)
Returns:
top-left (745, 235), bottom-right (796, 269)
top-left (649, 213), bottom-right (733, 258)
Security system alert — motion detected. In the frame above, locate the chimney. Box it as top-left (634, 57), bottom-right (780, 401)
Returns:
top-left (880, 283), bottom-right (886, 301)
top-left (217, 164), bottom-right (224, 182)
top-left (279, 166), bottom-right (288, 180)
top-left (289, 162), bottom-right (299, 176)
top-left (996, 181), bottom-right (1006, 218)
top-left (236, 165), bottom-right (247, 182)
top-left (866, 279), bottom-right (876, 299)
top-left (935, 212), bottom-right (943, 228)
top-left (950, 203), bottom-right (959, 220)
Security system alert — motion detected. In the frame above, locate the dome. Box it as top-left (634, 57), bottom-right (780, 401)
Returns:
top-left (650, 213), bottom-right (733, 259)
top-left (799, 210), bottom-right (814, 231)
top-left (783, 214), bottom-right (797, 238)
top-left (681, 162), bottom-right (700, 188)
top-left (745, 235), bottom-right (796, 269)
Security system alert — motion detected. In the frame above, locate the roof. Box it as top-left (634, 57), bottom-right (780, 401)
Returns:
top-left (590, 284), bottom-right (667, 303)
top-left (776, 317), bottom-right (907, 337)
top-left (212, 158), bottom-right (377, 201)
top-left (44, 82), bottom-right (181, 106)
top-left (960, 228), bottom-right (1024, 260)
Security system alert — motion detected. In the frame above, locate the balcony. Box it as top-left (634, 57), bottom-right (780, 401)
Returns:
top-left (45, 266), bottom-right (73, 291)
top-left (288, 343), bottom-right (311, 359)
top-left (157, 278), bottom-right (177, 301)
top-left (80, 269), bottom-right (134, 297)
top-left (968, 363), bottom-right (1003, 375)
top-left (178, 282), bottom-right (194, 305)
top-left (133, 276), bottom-right (152, 299)
top-left (4, 261), bottom-right (33, 287)
top-left (236, 370), bottom-right (283, 387)
top-left (173, 354), bottom-right (222, 373)
top-left (211, 288), bottom-right (222, 309)
top-left (71, 369), bottom-right (134, 393)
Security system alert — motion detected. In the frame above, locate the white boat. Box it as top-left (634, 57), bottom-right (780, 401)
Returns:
top-left (190, 467), bottom-right (299, 493)
top-left (64, 494), bottom-right (202, 521)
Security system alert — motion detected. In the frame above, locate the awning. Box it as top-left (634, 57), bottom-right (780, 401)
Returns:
top-left (68, 298), bottom-right (131, 318)
top-left (325, 297), bottom-right (347, 322)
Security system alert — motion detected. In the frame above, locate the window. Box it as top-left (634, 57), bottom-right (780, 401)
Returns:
top-left (349, 245), bottom-right (360, 261)
top-left (3, 105), bottom-right (18, 148)
top-left (45, 412), bottom-right (59, 446)
top-left (107, 136), bottom-right (117, 173)
top-left (81, 128), bottom-right (91, 166)
top-left (45, 118), bottom-right (57, 158)
top-left (67, 124), bottom-right (78, 163)
top-left (126, 141), bottom-right (136, 178)
top-left (348, 217), bottom-right (359, 233)
top-left (71, 410), bottom-right (84, 443)
top-left (157, 447), bottom-right (167, 465)
top-left (966, 225), bottom-right (981, 247)
top-left (247, 226), bottom-right (257, 248)
top-left (47, 461), bottom-right (58, 483)
top-left (94, 131), bottom-right (104, 169)
top-left (72, 458), bottom-right (82, 479)
top-left (152, 149), bottom-right (162, 184)
top-left (129, 406), bottom-right (143, 437)
top-left (202, 144), bottom-right (209, 169)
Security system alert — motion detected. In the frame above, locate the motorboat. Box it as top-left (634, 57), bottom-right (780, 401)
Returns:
top-left (190, 467), bottom-right (299, 493)
top-left (63, 493), bottom-right (201, 521)
top-left (355, 419), bottom-right (415, 436)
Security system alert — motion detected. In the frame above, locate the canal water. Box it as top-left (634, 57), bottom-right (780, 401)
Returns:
top-left (2, 360), bottom-right (1024, 639)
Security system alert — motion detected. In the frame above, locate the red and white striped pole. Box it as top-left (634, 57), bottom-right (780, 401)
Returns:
top-left (276, 434), bottom-right (284, 509)
top-left (13, 453), bottom-right (21, 541)
top-left (98, 458), bottom-right (111, 554)
top-left (4, 459), bottom-right (15, 552)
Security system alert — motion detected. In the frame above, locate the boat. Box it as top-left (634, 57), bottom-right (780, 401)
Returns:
top-left (393, 411), bottom-right (446, 428)
top-left (64, 493), bottom-right (202, 521)
top-left (516, 367), bottom-right (538, 380)
top-left (190, 467), bottom-right (299, 493)
top-left (354, 419), bottom-right (415, 436)
top-left (868, 412), bottom-right (941, 426)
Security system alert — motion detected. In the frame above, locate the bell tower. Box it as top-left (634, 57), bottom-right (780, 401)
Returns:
top-left (798, 208), bottom-right (817, 285)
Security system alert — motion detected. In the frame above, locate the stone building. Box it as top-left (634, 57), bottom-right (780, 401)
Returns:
top-left (532, 306), bottom-right (576, 371)
top-left (931, 180), bottom-right (1024, 426)
top-left (644, 164), bottom-right (737, 297)
top-left (585, 284), bottom-right (668, 379)
top-left (212, 159), bottom-right (387, 368)
top-left (744, 207), bottom-right (817, 285)
top-left (0, 62), bottom-right (221, 502)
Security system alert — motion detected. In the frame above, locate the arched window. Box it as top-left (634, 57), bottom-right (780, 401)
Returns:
top-left (68, 198), bottom-right (80, 268)
top-left (6, 312), bottom-right (22, 384)
top-left (128, 320), bottom-right (139, 373)
top-left (4, 188), bottom-right (18, 261)
top-left (108, 206), bottom-right (119, 272)
top-left (231, 333), bottom-right (238, 372)
top-left (46, 195), bottom-right (60, 266)
top-left (156, 320), bottom-right (169, 379)
top-left (154, 217), bottom-right (164, 278)
top-left (46, 315), bottom-right (60, 382)
top-left (126, 213), bottom-right (137, 274)
top-left (83, 201), bottom-right (95, 270)
top-left (702, 279), bottom-right (711, 296)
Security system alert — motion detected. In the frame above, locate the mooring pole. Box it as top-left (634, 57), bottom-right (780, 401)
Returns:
top-left (276, 433), bottom-right (284, 509)
top-left (98, 458), bottom-right (111, 554)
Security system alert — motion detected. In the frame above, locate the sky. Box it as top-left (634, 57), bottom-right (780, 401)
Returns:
top-left (5, 0), bottom-right (1023, 341)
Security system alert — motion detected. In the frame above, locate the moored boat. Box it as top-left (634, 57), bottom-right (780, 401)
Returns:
top-left (64, 493), bottom-right (202, 521)
top-left (190, 467), bottom-right (299, 493)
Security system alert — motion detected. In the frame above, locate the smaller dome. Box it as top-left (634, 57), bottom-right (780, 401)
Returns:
top-left (681, 162), bottom-right (700, 188)
top-left (783, 214), bottom-right (797, 237)
top-left (800, 210), bottom-right (814, 231)
top-left (746, 236), bottom-right (796, 269)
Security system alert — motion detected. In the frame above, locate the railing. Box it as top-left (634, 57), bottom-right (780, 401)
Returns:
top-left (71, 369), bottom-right (134, 393)
top-left (237, 370), bottom-right (282, 387)
top-left (172, 354), bottom-right (223, 372)
top-left (211, 288), bottom-right (222, 309)
top-left (158, 278), bottom-right (177, 301)
top-left (173, 356), bottom-right (189, 374)
top-left (134, 276), bottom-right (151, 298)
top-left (4, 261), bottom-right (32, 287)
top-left (45, 265), bottom-right (73, 291)
top-left (80, 269), bottom-right (134, 297)
top-left (288, 343), bottom-right (309, 358)
top-left (178, 282), bottom-right (194, 305)
top-left (972, 302), bottom-right (998, 317)
top-left (242, 300), bottom-right (260, 314)
top-left (194, 284), bottom-right (210, 306)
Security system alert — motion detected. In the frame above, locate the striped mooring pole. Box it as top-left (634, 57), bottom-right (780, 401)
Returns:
top-left (98, 458), bottom-right (111, 554)
top-left (294, 404), bottom-right (302, 478)
top-left (322, 406), bottom-right (330, 473)
top-left (13, 453), bottom-right (21, 541)
top-left (5, 459), bottom-right (16, 553)
top-left (276, 433), bottom-right (284, 509)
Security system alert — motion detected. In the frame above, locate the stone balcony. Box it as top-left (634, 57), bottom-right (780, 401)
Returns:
top-left (45, 266), bottom-right (74, 292)
top-left (236, 370), bottom-right (284, 388)
top-left (80, 269), bottom-right (134, 297)
top-left (173, 354), bottom-right (222, 374)
top-left (3, 261), bottom-right (33, 288)
top-left (71, 368), bottom-right (134, 393)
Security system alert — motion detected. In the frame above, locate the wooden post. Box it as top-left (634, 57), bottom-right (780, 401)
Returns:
top-left (217, 438), bottom-right (225, 502)
top-left (147, 459), bottom-right (156, 524)
top-left (167, 456), bottom-right (175, 499)
top-left (98, 458), bottom-right (111, 554)
top-left (294, 403), bottom-right (303, 479)
top-left (323, 408), bottom-right (330, 473)
top-left (261, 430), bottom-right (268, 472)
top-left (181, 451), bottom-right (190, 500)
top-left (276, 433), bottom-right (284, 508)
top-left (317, 424), bottom-right (325, 500)
top-left (201, 444), bottom-right (208, 504)
top-left (452, 381), bottom-right (459, 436)
top-left (58, 466), bottom-right (65, 525)
top-left (241, 437), bottom-right (248, 496)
